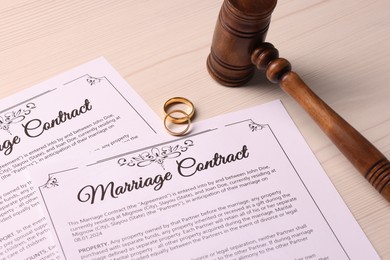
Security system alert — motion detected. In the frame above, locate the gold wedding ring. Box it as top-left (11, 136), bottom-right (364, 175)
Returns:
top-left (164, 110), bottom-right (191, 136)
top-left (163, 97), bottom-right (195, 124)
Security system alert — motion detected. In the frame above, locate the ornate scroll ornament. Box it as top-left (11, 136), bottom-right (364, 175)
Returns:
top-left (86, 75), bottom-right (104, 86)
top-left (0, 103), bottom-right (36, 135)
top-left (248, 120), bottom-right (267, 132)
top-left (43, 176), bottom-right (59, 189)
top-left (118, 140), bottom-right (194, 170)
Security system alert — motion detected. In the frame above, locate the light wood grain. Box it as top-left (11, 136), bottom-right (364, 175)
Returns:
top-left (1, 0), bottom-right (389, 258)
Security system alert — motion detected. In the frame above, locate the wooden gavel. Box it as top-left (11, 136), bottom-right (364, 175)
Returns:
top-left (207, 0), bottom-right (390, 202)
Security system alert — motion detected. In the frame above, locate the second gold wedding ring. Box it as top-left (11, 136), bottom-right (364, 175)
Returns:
top-left (164, 110), bottom-right (191, 136)
top-left (163, 97), bottom-right (195, 124)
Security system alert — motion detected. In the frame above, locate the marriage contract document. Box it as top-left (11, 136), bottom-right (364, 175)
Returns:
top-left (30, 100), bottom-right (379, 260)
top-left (0, 58), bottom-right (164, 259)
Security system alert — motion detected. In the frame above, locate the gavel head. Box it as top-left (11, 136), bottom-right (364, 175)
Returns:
top-left (207, 0), bottom-right (277, 87)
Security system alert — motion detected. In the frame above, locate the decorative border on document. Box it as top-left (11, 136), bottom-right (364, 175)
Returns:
top-left (0, 90), bottom-right (54, 135)
top-left (0, 74), bottom-right (157, 135)
top-left (38, 120), bottom-right (350, 260)
top-left (65, 74), bottom-right (157, 134)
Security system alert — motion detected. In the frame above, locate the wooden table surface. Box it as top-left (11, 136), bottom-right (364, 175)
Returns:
top-left (1, 0), bottom-right (389, 258)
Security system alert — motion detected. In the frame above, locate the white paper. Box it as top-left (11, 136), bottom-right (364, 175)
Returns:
top-left (0, 58), bottom-right (164, 259)
top-left (30, 100), bottom-right (379, 260)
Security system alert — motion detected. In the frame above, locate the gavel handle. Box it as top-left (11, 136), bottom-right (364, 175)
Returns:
top-left (252, 43), bottom-right (390, 202)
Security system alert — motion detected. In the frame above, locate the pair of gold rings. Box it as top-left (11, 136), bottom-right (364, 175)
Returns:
top-left (163, 97), bottom-right (195, 136)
